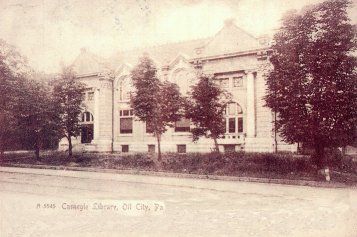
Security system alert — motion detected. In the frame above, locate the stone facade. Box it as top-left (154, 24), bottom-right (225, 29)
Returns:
top-left (58, 20), bottom-right (297, 153)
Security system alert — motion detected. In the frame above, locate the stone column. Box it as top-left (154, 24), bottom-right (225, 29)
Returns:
top-left (93, 87), bottom-right (100, 141)
top-left (246, 70), bottom-right (256, 138)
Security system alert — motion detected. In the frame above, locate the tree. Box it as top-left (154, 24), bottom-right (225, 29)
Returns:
top-left (131, 56), bottom-right (183, 161)
top-left (0, 55), bottom-right (17, 159)
top-left (17, 78), bottom-right (61, 160)
top-left (265, 0), bottom-right (356, 169)
top-left (53, 67), bottom-right (86, 158)
top-left (0, 39), bottom-right (31, 159)
top-left (185, 74), bottom-right (230, 152)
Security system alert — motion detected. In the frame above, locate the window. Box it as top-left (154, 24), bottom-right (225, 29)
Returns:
top-left (87, 92), bottom-right (94, 101)
top-left (148, 145), bottom-right (155, 153)
top-left (175, 118), bottom-right (190, 132)
top-left (177, 144), bottom-right (186, 153)
top-left (80, 112), bottom-right (94, 144)
top-left (229, 118), bottom-right (236, 133)
top-left (238, 117), bottom-right (243, 133)
top-left (120, 110), bottom-right (133, 116)
top-left (172, 69), bottom-right (195, 95)
top-left (81, 124), bottom-right (93, 144)
top-left (120, 118), bottom-right (133, 134)
top-left (225, 103), bottom-right (243, 134)
top-left (228, 103), bottom-right (236, 115)
top-left (122, 145), bottom-right (129, 153)
top-left (233, 77), bottom-right (243, 87)
top-left (119, 78), bottom-right (133, 101)
top-left (224, 145), bottom-right (236, 152)
top-left (120, 109), bottom-right (133, 134)
top-left (81, 112), bottom-right (94, 123)
top-left (215, 78), bottom-right (229, 88)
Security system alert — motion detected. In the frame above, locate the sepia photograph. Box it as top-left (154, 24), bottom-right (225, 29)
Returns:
top-left (0, 0), bottom-right (356, 236)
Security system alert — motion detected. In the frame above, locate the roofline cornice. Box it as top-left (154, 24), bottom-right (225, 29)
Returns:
top-left (190, 47), bottom-right (271, 62)
top-left (76, 72), bottom-right (100, 78)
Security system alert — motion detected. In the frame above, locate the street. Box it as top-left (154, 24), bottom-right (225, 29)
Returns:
top-left (0, 167), bottom-right (356, 237)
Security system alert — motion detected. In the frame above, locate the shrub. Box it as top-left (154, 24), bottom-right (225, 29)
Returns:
top-left (161, 152), bottom-right (316, 176)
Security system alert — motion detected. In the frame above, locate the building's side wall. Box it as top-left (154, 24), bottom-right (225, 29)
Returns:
top-left (95, 78), bottom-right (113, 152)
top-left (60, 53), bottom-right (297, 154)
top-left (58, 75), bottom-right (114, 152)
top-left (110, 53), bottom-right (297, 154)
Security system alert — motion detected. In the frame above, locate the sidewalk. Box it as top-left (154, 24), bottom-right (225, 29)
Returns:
top-left (1, 164), bottom-right (355, 190)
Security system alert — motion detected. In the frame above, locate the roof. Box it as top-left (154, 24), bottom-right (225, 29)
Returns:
top-left (198, 20), bottom-right (262, 58)
top-left (71, 48), bottom-right (111, 75)
top-left (71, 20), bottom-right (266, 76)
top-left (109, 37), bottom-right (210, 68)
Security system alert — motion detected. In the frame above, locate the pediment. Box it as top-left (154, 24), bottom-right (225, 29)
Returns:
top-left (168, 53), bottom-right (190, 69)
top-left (114, 63), bottom-right (132, 77)
top-left (199, 22), bottom-right (262, 58)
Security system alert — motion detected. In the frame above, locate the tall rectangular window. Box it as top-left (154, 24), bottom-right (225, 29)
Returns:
top-left (238, 117), bottom-right (243, 133)
top-left (120, 118), bottom-right (133, 134)
top-left (228, 118), bottom-right (236, 133)
top-left (120, 110), bottom-right (134, 134)
top-left (175, 118), bottom-right (190, 132)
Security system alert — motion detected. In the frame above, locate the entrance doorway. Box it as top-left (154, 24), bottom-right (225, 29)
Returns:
top-left (80, 112), bottom-right (94, 144)
top-left (81, 124), bottom-right (94, 144)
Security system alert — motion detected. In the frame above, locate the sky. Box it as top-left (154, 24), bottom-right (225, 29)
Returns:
top-left (0, 0), bottom-right (356, 73)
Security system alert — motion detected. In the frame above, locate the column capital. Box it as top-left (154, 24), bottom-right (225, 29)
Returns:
top-left (244, 69), bottom-right (256, 75)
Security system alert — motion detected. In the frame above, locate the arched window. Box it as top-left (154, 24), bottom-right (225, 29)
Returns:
top-left (172, 69), bottom-right (196, 95)
top-left (225, 102), bottom-right (243, 134)
top-left (81, 111), bottom-right (94, 122)
top-left (80, 112), bottom-right (94, 144)
top-left (119, 77), bottom-right (133, 101)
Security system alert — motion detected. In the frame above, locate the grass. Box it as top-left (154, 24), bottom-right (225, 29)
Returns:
top-left (1, 150), bottom-right (356, 184)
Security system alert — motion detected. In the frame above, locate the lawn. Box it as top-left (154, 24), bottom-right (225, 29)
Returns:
top-left (1, 150), bottom-right (356, 184)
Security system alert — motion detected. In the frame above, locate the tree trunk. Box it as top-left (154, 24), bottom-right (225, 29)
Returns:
top-left (274, 111), bottom-right (278, 153)
top-left (0, 115), bottom-right (3, 161)
top-left (0, 130), bottom-right (4, 161)
top-left (0, 149), bottom-right (3, 161)
top-left (156, 134), bottom-right (161, 161)
top-left (34, 135), bottom-right (40, 160)
top-left (313, 143), bottom-right (325, 169)
top-left (34, 146), bottom-right (40, 160)
top-left (213, 137), bottom-right (220, 153)
top-left (68, 136), bottom-right (73, 158)
top-left (0, 137), bottom-right (4, 161)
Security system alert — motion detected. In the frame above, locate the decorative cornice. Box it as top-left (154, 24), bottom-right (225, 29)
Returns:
top-left (190, 47), bottom-right (270, 62)
top-left (244, 69), bottom-right (256, 75)
top-left (76, 72), bottom-right (100, 78)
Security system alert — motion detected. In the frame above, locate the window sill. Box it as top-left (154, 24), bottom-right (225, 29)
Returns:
top-left (119, 134), bottom-right (133, 137)
top-left (172, 132), bottom-right (191, 136)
